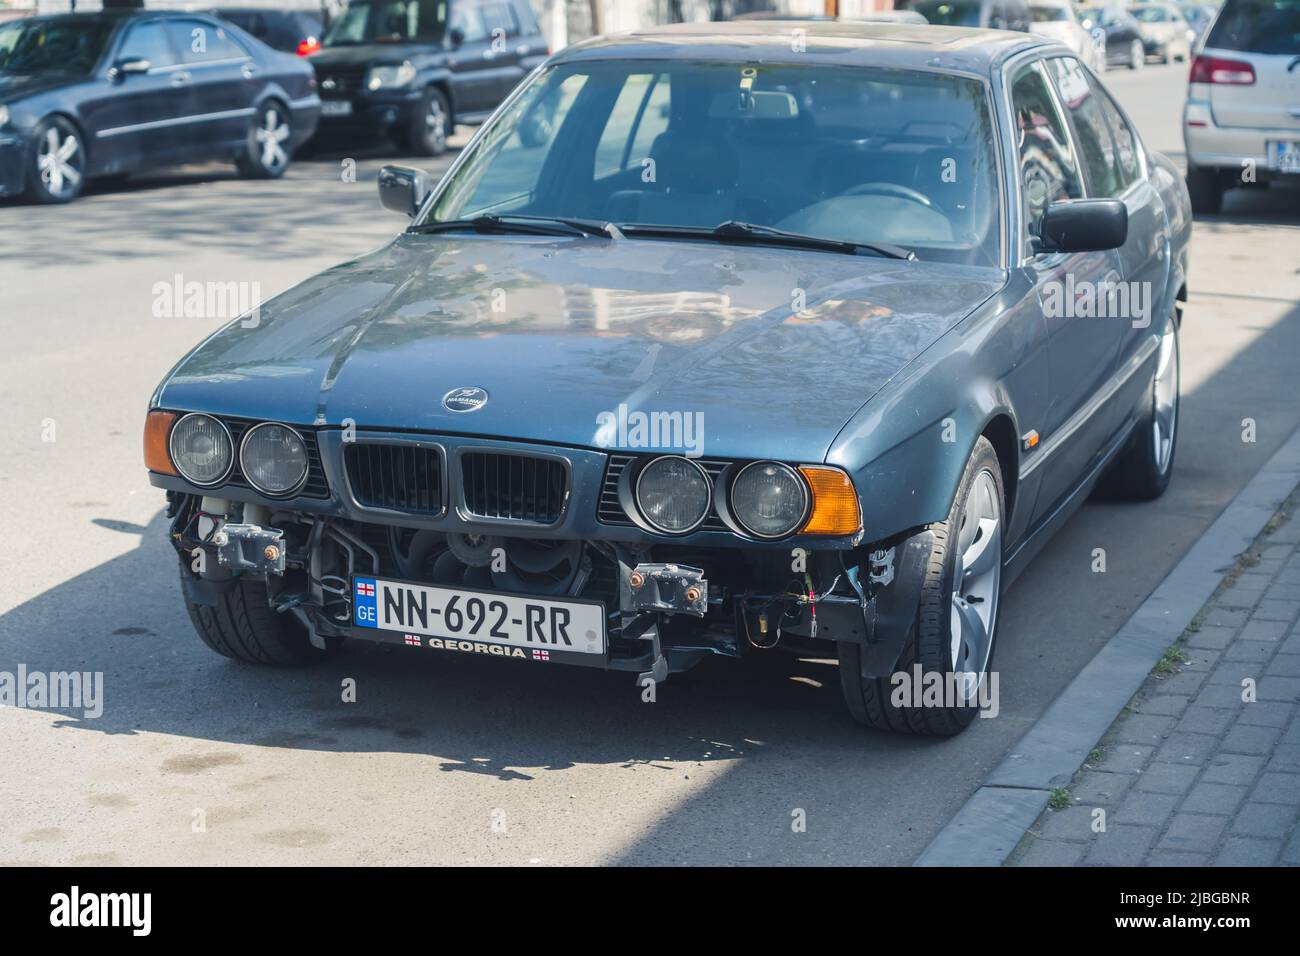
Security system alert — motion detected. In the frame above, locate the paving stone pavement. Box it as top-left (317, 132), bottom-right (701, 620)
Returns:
top-left (1009, 488), bottom-right (1300, 867)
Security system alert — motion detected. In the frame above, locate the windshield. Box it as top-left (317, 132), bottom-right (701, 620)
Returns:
top-left (426, 61), bottom-right (1001, 266)
top-left (911, 1), bottom-right (983, 25)
top-left (0, 18), bottom-right (114, 75)
top-left (322, 0), bottom-right (447, 46)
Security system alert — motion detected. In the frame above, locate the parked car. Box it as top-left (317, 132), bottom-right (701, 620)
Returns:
top-left (212, 7), bottom-right (325, 57)
top-left (146, 21), bottom-right (1190, 737)
top-left (1183, 0), bottom-right (1300, 213)
top-left (308, 0), bottom-right (548, 156)
top-left (907, 0), bottom-right (1031, 30)
top-left (1077, 5), bottom-right (1148, 68)
top-left (731, 10), bottom-right (930, 23)
top-left (0, 10), bottom-right (319, 203)
top-left (1130, 2), bottom-right (1193, 63)
top-left (1029, 1), bottom-right (1106, 71)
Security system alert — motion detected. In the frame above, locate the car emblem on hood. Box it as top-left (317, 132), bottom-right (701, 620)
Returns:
top-left (443, 387), bottom-right (489, 413)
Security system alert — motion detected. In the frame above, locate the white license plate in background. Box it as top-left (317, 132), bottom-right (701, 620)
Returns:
top-left (320, 100), bottom-right (352, 117)
top-left (352, 575), bottom-right (606, 656)
top-left (1269, 140), bottom-right (1300, 173)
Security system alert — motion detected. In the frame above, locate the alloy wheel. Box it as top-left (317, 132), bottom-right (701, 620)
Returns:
top-left (426, 97), bottom-right (447, 153)
top-left (1152, 323), bottom-right (1179, 475)
top-left (36, 125), bottom-right (83, 200)
top-left (949, 469), bottom-right (1002, 703)
top-left (255, 107), bottom-right (290, 172)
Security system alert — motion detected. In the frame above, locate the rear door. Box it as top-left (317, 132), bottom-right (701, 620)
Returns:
top-left (164, 18), bottom-right (257, 156)
top-left (1200, 0), bottom-right (1300, 150)
top-left (446, 0), bottom-right (497, 115)
top-left (479, 0), bottom-right (526, 103)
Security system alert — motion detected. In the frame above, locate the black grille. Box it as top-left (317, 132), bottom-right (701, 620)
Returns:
top-left (320, 67), bottom-right (365, 95)
top-left (598, 454), bottom-right (728, 531)
top-left (461, 451), bottom-right (566, 524)
top-left (219, 417), bottom-right (329, 499)
top-left (345, 443), bottom-right (443, 515)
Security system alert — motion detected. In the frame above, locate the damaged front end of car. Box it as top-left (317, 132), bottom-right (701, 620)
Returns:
top-left (148, 411), bottom-right (935, 685)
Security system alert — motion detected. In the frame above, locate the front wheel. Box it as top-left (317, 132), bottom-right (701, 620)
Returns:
top-left (403, 88), bottom-right (450, 157)
top-left (25, 116), bottom-right (86, 203)
top-left (236, 101), bottom-right (293, 179)
top-left (181, 563), bottom-right (336, 666)
top-left (838, 436), bottom-right (1004, 736)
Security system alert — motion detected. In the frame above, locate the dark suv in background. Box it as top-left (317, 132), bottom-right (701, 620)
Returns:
top-left (309, 0), bottom-right (547, 155)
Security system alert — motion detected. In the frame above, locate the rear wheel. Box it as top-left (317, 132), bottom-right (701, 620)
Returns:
top-left (1102, 316), bottom-right (1180, 500)
top-left (181, 563), bottom-right (335, 666)
top-left (25, 116), bottom-right (85, 203)
top-left (1187, 163), bottom-right (1224, 215)
top-left (236, 101), bottom-right (293, 179)
top-left (838, 437), bottom-right (1003, 736)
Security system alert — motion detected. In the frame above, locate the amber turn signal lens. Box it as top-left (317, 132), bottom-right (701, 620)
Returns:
top-left (143, 410), bottom-right (179, 476)
top-left (798, 466), bottom-right (861, 536)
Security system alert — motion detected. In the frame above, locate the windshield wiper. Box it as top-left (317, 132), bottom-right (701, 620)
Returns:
top-left (620, 220), bottom-right (917, 261)
top-left (409, 215), bottom-right (623, 240)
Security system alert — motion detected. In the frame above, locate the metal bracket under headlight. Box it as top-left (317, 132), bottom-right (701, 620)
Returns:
top-left (628, 563), bottom-right (708, 617)
top-left (209, 523), bottom-right (287, 575)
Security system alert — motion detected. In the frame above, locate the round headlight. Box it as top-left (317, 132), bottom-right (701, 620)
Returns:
top-left (729, 461), bottom-right (809, 538)
top-left (240, 423), bottom-right (309, 496)
top-left (169, 414), bottom-right (234, 487)
top-left (635, 456), bottom-right (711, 534)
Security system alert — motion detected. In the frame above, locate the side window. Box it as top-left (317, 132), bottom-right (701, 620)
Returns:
top-left (119, 21), bottom-right (178, 69)
top-left (1046, 56), bottom-right (1121, 197)
top-left (1010, 61), bottom-right (1083, 242)
top-left (1095, 86), bottom-right (1141, 188)
top-left (450, 4), bottom-right (488, 43)
top-left (480, 3), bottom-right (519, 38)
top-left (167, 21), bottom-right (247, 64)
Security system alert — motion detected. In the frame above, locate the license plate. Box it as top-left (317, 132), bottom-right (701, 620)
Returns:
top-left (352, 575), bottom-right (606, 661)
top-left (1268, 140), bottom-right (1300, 174)
top-left (320, 100), bottom-right (352, 117)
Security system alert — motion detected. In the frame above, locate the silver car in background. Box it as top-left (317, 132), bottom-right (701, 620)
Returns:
top-left (1183, 0), bottom-right (1300, 213)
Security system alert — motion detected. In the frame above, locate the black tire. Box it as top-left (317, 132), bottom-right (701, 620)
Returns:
top-left (1129, 39), bottom-right (1145, 70)
top-left (1101, 315), bottom-right (1180, 500)
top-left (235, 101), bottom-right (293, 179)
top-left (181, 563), bottom-right (334, 666)
top-left (25, 115), bottom-right (86, 204)
top-left (1186, 164), bottom-right (1223, 215)
top-left (838, 436), bottom-right (1004, 736)
top-left (403, 87), bottom-right (450, 157)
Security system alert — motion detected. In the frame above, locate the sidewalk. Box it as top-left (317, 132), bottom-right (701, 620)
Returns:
top-left (1008, 486), bottom-right (1300, 867)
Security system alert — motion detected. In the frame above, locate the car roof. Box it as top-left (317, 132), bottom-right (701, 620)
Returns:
top-left (555, 20), bottom-right (1049, 74)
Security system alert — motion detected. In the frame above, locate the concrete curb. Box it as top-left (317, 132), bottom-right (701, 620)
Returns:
top-left (915, 423), bottom-right (1300, 867)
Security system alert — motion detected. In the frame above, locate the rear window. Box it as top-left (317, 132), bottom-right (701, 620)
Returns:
top-left (1206, 0), bottom-right (1300, 54)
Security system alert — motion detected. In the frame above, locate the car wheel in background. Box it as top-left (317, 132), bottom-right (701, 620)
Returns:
top-left (236, 101), bottom-right (293, 179)
top-left (25, 116), bottom-right (86, 204)
top-left (1129, 39), bottom-right (1145, 69)
top-left (404, 87), bottom-right (450, 157)
top-left (838, 436), bottom-right (1004, 736)
top-left (1186, 163), bottom-right (1224, 215)
top-left (181, 560), bottom-right (339, 665)
top-left (1102, 314), bottom-right (1180, 500)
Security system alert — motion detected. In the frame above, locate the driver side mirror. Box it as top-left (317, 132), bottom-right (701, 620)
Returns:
top-left (110, 56), bottom-right (151, 80)
top-left (378, 164), bottom-right (432, 217)
top-left (1037, 199), bottom-right (1128, 253)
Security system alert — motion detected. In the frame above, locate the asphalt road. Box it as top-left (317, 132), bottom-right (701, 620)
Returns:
top-left (2, 63), bottom-right (1299, 866)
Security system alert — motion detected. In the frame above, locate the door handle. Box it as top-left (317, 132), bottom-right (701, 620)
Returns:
top-left (242, 63), bottom-right (257, 79)
top-left (170, 70), bottom-right (190, 86)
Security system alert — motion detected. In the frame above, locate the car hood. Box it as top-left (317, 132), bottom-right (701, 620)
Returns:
top-left (310, 43), bottom-right (437, 69)
top-left (157, 234), bottom-right (1005, 463)
top-left (0, 71), bottom-right (80, 101)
